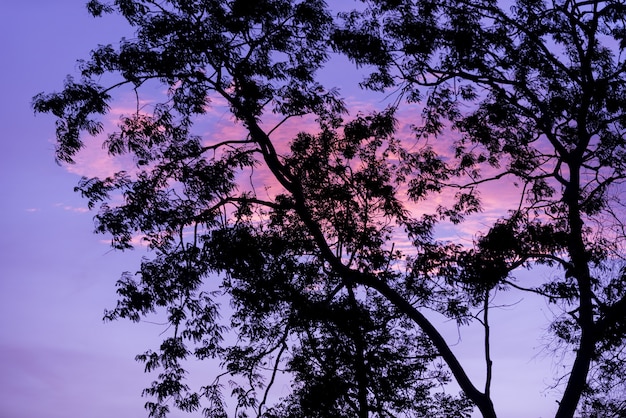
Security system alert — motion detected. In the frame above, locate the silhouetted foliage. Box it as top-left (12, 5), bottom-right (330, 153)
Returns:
top-left (34, 0), bottom-right (626, 417)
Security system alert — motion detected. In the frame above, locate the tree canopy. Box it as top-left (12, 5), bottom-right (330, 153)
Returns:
top-left (33, 0), bottom-right (626, 417)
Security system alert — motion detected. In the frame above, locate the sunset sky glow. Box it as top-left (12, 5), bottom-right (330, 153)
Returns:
top-left (0, 2), bottom-right (572, 417)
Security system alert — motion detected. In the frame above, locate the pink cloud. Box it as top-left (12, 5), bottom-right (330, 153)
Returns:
top-left (56, 203), bottom-right (90, 213)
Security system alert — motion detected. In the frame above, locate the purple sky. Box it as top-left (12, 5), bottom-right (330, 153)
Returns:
top-left (1, 2), bottom-right (564, 417)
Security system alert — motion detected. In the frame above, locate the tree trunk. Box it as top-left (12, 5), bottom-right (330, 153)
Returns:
top-left (555, 164), bottom-right (595, 418)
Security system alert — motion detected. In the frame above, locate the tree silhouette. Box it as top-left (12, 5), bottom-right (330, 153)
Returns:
top-left (33, 0), bottom-right (626, 417)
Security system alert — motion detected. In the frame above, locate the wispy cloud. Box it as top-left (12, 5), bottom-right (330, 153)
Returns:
top-left (53, 203), bottom-right (90, 213)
